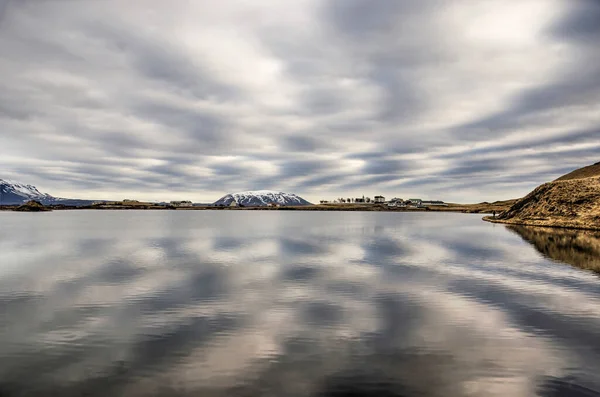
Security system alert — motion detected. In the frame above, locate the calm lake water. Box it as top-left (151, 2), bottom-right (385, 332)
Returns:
top-left (1, 210), bottom-right (600, 397)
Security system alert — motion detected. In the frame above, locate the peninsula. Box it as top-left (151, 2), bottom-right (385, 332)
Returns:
top-left (485, 162), bottom-right (600, 230)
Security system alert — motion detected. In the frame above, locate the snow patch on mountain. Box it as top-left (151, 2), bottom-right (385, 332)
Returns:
top-left (0, 179), bottom-right (54, 204)
top-left (0, 178), bottom-right (99, 206)
top-left (213, 191), bottom-right (312, 207)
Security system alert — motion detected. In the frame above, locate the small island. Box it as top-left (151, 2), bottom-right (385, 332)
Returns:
top-left (13, 200), bottom-right (52, 212)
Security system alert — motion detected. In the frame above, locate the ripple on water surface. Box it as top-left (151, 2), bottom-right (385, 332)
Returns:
top-left (0, 211), bottom-right (599, 397)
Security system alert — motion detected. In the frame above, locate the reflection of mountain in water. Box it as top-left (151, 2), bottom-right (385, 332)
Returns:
top-left (507, 225), bottom-right (600, 274)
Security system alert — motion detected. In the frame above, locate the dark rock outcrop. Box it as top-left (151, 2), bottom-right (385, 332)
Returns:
top-left (14, 200), bottom-right (52, 212)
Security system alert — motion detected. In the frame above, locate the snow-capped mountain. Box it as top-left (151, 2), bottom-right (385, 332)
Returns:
top-left (0, 179), bottom-right (98, 206)
top-left (213, 190), bottom-right (312, 207)
top-left (0, 179), bottom-right (54, 205)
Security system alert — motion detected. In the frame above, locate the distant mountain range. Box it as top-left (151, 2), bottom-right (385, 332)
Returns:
top-left (213, 191), bottom-right (312, 207)
top-left (0, 179), bottom-right (98, 206)
top-left (1, 180), bottom-right (312, 208)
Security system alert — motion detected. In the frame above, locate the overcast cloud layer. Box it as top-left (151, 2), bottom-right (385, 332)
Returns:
top-left (1, 0), bottom-right (599, 202)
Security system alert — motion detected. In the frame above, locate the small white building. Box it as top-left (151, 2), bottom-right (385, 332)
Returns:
top-left (407, 199), bottom-right (422, 207)
top-left (374, 195), bottom-right (385, 203)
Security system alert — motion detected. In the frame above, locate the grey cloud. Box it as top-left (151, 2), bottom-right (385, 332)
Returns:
top-left (132, 101), bottom-right (228, 152)
top-left (299, 87), bottom-right (347, 116)
top-left (323, 0), bottom-right (447, 122)
top-left (453, 3), bottom-right (600, 141)
top-left (362, 158), bottom-right (412, 175)
top-left (326, 0), bottom-right (419, 36)
top-left (210, 163), bottom-right (249, 177)
top-left (294, 173), bottom-right (349, 189)
top-left (280, 135), bottom-right (332, 153)
top-left (549, 0), bottom-right (600, 44)
top-left (440, 158), bottom-right (509, 178)
top-left (280, 159), bottom-right (331, 178)
top-left (85, 21), bottom-right (239, 101)
top-left (337, 174), bottom-right (402, 191)
top-left (440, 127), bottom-right (600, 161)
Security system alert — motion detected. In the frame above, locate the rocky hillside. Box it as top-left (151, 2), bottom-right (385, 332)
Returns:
top-left (213, 191), bottom-right (312, 207)
top-left (489, 163), bottom-right (600, 230)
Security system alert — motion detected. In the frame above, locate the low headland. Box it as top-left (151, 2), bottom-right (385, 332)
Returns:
top-left (484, 162), bottom-right (600, 231)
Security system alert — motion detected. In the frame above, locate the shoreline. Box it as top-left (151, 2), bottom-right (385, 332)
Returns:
top-left (1, 203), bottom-right (511, 214)
top-left (482, 216), bottom-right (600, 231)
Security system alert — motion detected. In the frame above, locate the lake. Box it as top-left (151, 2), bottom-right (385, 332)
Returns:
top-left (1, 210), bottom-right (599, 397)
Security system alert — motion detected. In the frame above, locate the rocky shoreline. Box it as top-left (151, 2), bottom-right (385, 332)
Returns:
top-left (482, 216), bottom-right (600, 231)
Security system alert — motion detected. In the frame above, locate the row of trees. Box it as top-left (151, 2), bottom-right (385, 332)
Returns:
top-left (334, 197), bottom-right (372, 203)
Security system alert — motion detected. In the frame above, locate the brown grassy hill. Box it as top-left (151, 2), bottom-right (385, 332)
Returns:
top-left (485, 162), bottom-right (600, 230)
top-left (555, 161), bottom-right (600, 181)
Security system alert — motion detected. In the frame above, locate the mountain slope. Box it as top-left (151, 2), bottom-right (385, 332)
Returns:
top-left (0, 179), bottom-right (54, 205)
top-left (1, 179), bottom-right (98, 206)
top-left (488, 162), bottom-right (600, 230)
top-left (213, 191), bottom-right (312, 207)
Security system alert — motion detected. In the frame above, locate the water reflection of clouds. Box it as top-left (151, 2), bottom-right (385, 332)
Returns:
top-left (0, 212), bottom-right (599, 396)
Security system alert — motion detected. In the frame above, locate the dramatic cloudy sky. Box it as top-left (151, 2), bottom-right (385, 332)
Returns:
top-left (0, 0), bottom-right (598, 203)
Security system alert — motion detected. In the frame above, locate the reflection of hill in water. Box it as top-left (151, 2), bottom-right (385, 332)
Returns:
top-left (508, 225), bottom-right (600, 274)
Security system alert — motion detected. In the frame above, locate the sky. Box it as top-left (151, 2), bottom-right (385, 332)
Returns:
top-left (0, 0), bottom-right (599, 203)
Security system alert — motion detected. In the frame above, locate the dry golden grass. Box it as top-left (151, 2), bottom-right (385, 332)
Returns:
top-left (555, 161), bottom-right (600, 181)
top-left (486, 174), bottom-right (600, 230)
